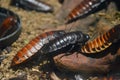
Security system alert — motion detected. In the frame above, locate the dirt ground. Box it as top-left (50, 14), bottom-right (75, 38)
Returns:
top-left (0, 0), bottom-right (120, 80)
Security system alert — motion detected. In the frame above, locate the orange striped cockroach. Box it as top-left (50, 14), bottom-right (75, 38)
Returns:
top-left (66, 0), bottom-right (106, 23)
top-left (11, 30), bottom-right (66, 66)
top-left (80, 24), bottom-right (120, 54)
top-left (0, 16), bottom-right (17, 38)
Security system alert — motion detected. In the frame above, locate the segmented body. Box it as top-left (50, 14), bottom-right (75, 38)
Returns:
top-left (67, 0), bottom-right (106, 23)
top-left (13, 0), bottom-right (53, 12)
top-left (40, 31), bottom-right (90, 54)
top-left (11, 30), bottom-right (65, 66)
top-left (81, 24), bottom-right (120, 53)
top-left (0, 16), bottom-right (17, 38)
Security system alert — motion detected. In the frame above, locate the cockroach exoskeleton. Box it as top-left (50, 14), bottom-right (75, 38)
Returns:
top-left (0, 7), bottom-right (21, 49)
top-left (81, 24), bottom-right (120, 54)
top-left (10, 0), bottom-right (54, 12)
top-left (11, 30), bottom-right (66, 66)
top-left (0, 16), bottom-right (17, 38)
top-left (40, 31), bottom-right (90, 55)
top-left (66, 0), bottom-right (106, 23)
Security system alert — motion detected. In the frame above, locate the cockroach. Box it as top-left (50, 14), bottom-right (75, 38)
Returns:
top-left (11, 0), bottom-right (53, 12)
top-left (40, 31), bottom-right (90, 54)
top-left (80, 24), bottom-right (120, 54)
top-left (66, 0), bottom-right (106, 23)
top-left (11, 30), bottom-right (65, 66)
top-left (0, 16), bottom-right (17, 38)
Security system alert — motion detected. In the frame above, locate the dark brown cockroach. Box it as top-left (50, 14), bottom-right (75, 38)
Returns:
top-left (11, 0), bottom-right (53, 12)
top-left (40, 31), bottom-right (90, 54)
top-left (66, 0), bottom-right (106, 23)
top-left (0, 7), bottom-right (21, 49)
top-left (0, 16), bottom-right (17, 38)
top-left (11, 30), bottom-right (65, 66)
top-left (80, 24), bottom-right (120, 54)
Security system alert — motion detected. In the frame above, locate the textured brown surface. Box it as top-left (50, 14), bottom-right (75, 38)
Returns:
top-left (54, 47), bottom-right (119, 73)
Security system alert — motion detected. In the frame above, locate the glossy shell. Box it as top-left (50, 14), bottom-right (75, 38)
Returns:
top-left (0, 7), bottom-right (21, 49)
top-left (40, 31), bottom-right (90, 54)
top-left (80, 24), bottom-right (120, 53)
top-left (66, 0), bottom-right (106, 23)
top-left (11, 30), bottom-right (65, 66)
top-left (10, 0), bottom-right (54, 12)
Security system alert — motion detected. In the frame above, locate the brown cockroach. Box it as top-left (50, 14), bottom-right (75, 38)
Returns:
top-left (66, 0), bottom-right (106, 23)
top-left (81, 24), bottom-right (120, 53)
top-left (11, 30), bottom-right (65, 66)
top-left (0, 16), bottom-right (17, 38)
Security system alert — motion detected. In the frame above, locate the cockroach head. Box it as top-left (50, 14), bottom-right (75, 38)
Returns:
top-left (77, 32), bottom-right (90, 43)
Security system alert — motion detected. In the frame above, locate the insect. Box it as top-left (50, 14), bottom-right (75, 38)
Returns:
top-left (66, 0), bottom-right (106, 23)
top-left (40, 31), bottom-right (90, 54)
top-left (11, 0), bottom-right (53, 12)
top-left (11, 30), bottom-right (66, 66)
top-left (0, 16), bottom-right (17, 38)
top-left (80, 24), bottom-right (120, 54)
